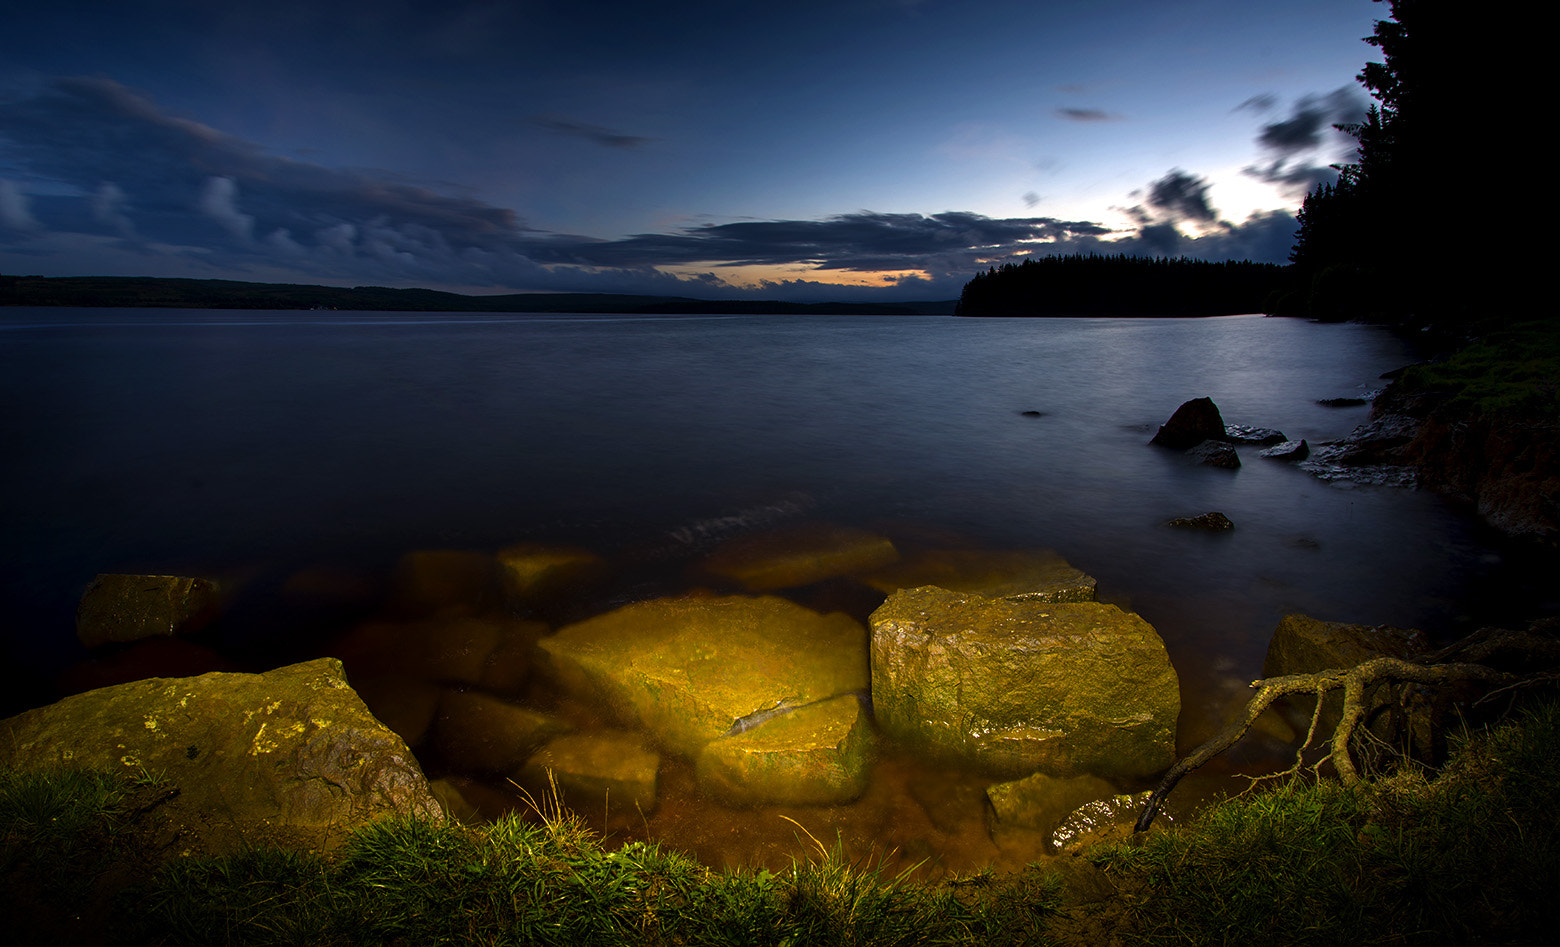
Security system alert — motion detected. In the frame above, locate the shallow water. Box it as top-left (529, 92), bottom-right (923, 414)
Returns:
top-left (0, 308), bottom-right (1544, 872)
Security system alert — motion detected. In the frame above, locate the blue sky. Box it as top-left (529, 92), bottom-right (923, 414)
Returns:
top-left (0, 0), bottom-right (1384, 301)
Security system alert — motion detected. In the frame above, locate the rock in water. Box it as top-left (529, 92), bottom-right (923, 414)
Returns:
top-left (1150, 397), bottom-right (1226, 449)
top-left (696, 693), bottom-right (873, 806)
top-left (863, 548), bottom-right (1097, 603)
top-left (1260, 439), bottom-right (1310, 461)
top-left (537, 594), bottom-right (868, 758)
top-left (76, 573), bottom-right (222, 647)
top-left (870, 587), bottom-right (1178, 780)
top-left (1166, 512), bottom-right (1234, 530)
top-left (0, 657), bottom-right (443, 844)
top-left (1187, 440), bottom-right (1241, 468)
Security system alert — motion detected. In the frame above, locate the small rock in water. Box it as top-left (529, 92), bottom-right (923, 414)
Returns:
top-left (1316, 396), bottom-right (1369, 407)
top-left (1260, 439), bottom-right (1310, 461)
top-left (1166, 511), bottom-right (1234, 530)
top-left (1150, 397), bottom-right (1226, 449)
top-left (1019, 409), bottom-right (1045, 417)
top-left (1223, 424), bottom-right (1286, 445)
top-left (1187, 440), bottom-right (1240, 469)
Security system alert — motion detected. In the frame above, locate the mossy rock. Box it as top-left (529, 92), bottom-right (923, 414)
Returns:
top-left (863, 548), bottom-right (1097, 602)
top-left (696, 694), bottom-right (873, 806)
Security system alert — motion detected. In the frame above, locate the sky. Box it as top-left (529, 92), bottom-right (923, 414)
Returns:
top-left (0, 0), bottom-right (1385, 302)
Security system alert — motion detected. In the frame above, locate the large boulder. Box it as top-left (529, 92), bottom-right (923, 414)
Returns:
top-left (863, 548), bottom-right (1097, 603)
top-left (76, 573), bottom-right (222, 648)
top-left (696, 523), bottom-right (899, 591)
top-left (0, 658), bottom-right (442, 842)
top-left (538, 595), bottom-right (868, 758)
top-left (696, 694), bottom-right (873, 806)
top-left (1150, 397), bottom-right (1227, 449)
top-left (870, 587), bottom-right (1179, 780)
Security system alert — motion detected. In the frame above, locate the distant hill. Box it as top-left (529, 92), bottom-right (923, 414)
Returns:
top-left (0, 275), bottom-right (956, 316)
top-left (955, 254), bottom-right (1287, 317)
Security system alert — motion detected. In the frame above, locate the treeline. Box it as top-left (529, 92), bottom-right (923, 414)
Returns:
top-left (1277, 0), bottom-right (1480, 327)
top-left (0, 275), bottom-right (951, 316)
top-left (953, 254), bottom-right (1285, 317)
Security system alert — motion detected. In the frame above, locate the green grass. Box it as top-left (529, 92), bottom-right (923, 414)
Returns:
top-left (7, 700), bottom-right (1560, 945)
top-left (1092, 698), bottom-right (1560, 945)
top-left (1398, 317), bottom-right (1560, 421)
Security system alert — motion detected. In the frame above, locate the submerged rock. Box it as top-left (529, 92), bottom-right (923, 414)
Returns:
top-left (0, 657), bottom-right (442, 843)
top-left (516, 731), bottom-right (659, 820)
top-left (696, 693), bottom-right (873, 806)
top-left (863, 548), bottom-right (1097, 603)
top-left (538, 594), bottom-right (868, 757)
top-left (495, 542), bottom-right (610, 615)
top-left (1165, 511), bottom-right (1234, 530)
top-left (870, 587), bottom-right (1179, 780)
top-left (76, 573), bottom-right (222, 648)
top-left (697, 522), bottom-right (899, 591)
top-left (432, 690), bottom-right (571, 775)
top-left (985, 771), bottom-right (1116, 836)
top-left (1150, 397), bottom-right (1226, 449)
top-left (391, 549), bottom-right (498, 617)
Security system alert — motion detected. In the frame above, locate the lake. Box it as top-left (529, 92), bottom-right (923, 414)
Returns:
top-left (0, 308), bottom-right (1538, 872)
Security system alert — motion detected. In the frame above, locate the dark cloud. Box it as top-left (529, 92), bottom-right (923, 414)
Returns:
top-left (1145, 168), bottom-right (1218, 223)
top-left (529, 211), bottom-right (1113, 272)
top-left (1235, 93), bottom-right (1278, 113)
top-left (1243, 86), bottom-right (1367, 197)
top-left (531, 115), bottom-right (656, 150)
top-left (1054, 107), bottom-right (1117, 122)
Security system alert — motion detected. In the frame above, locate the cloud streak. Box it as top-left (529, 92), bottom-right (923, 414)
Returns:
top-left (531, 114), bottom-right (656, 149)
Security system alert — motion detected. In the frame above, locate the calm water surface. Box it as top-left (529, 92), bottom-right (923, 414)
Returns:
top-left (0, 308), bottom-right (1538, 872)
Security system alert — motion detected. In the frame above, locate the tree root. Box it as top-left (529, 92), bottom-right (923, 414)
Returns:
top-left (1133, 648), bottom-right (1558, 833)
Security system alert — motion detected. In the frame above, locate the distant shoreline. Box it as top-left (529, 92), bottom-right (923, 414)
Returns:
top-left (0, 275), bottom-right (956, 317)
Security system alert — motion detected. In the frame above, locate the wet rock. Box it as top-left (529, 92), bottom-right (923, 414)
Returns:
top-left (516, 731), bottom-right (659, 819)
top-left (75, 573), bottom-right (222, 648)
top-left (1224, 425), bottom-right (1287, 445)
top-left (870, 587), bottom-right (1179, 780)
top-left (496, 543), bottom-right (610, 614)
top-left (1051, 791), bottom-right (1161, 854)
top-left (1317, 396), bottom-right (1370, 407)
top-left (1187, 440), bottom-right (1240, 468)
top-left (432, 690), bottom-right (572, 775)
top-left (391, 549), bottom-right (498, 617)
top-left (1165, 511), bottom-right (1234, 530)
top-left (696, 694), bottom-right (873, 806)
top-left (1150, 397), bottom-right (1226, 449)
top-left (0, 658), bottom-right (442, 842)
top-left (863, 548), bottom-right (1097, 603)
top-left (985, 771), bottom-right (1116, 836)
top-left (1260, 439), bottom-right (1310, 461)
top-left (697, 522), bottom-right (899, 591)
top-left (1019, 410), bottom-right (1046, 418)
top-left (538, 595), bottom-right (868, 757)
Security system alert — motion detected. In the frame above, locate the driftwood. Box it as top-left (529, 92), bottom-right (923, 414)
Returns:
top-left (1133, 625), bottom-right (1560, 833)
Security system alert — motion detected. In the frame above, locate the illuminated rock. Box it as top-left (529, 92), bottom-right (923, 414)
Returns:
top-left (0, 658), bottom-right (442, 841)
top-left (1050, 791), bottom-right (1160, 854)
top-left (863, 547), bottom-right (1096, 603)
top-left (538, 594), bottom-right (868, 757)
top-left (516, 730), bottom-right (659, 818)
top-left (697, 522), bottom-right (899, 591)
top-left (75, 573), bottom-right (222, 648)
top-left (1262, 613), bottom-right (1428, 732)
top-left (985, 771), bottom-right (1116, 835)
top-left (870, 587), bottom-right (1178, 780)
top-left (696, 694), bottom-right (872, 806)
